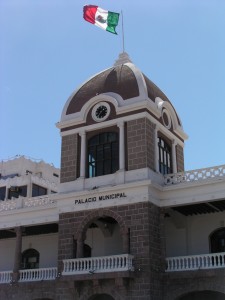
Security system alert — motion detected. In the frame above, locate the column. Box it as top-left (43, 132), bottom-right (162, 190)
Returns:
top-left (117, 121), bottom-right (125, 171)
top-left (172, 139), bottom-right (177, 173)
top-left (79, 131), bottom-right (86, 178)
top-left (122, 229), bottom-right (130, 254)
top-left (154, 125), bottom-right (159, 173)
top-left (12, 226), bottom-right (23, 282)
top-left (76, 238), bottom-right (84, 258)
top-left (27, 173), bottom-right (32, 198)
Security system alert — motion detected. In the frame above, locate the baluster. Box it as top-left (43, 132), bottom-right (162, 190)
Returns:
top-left (188, 257), bottom-right (191, 270)
top-left (210, 255), bottom-right (213, 267)
top-left (170, 259), bottom-right (175, 270)
top-left (82, 259), bottom-right (85, 271)
top-left (184, 257), bottom-right (188, 270)
top-left (194, 256), bottom-right (198, 269)
top-left (202, 255), bottom-right (205, 268)
top-left (181, 258), bottom-right (184, 270)
top-left (75, 260), bottom-right (78, 272)
top-left (117, 257), bottom-right (120, 269)
top-left (174, 258), bottom-right (178, 271)
top-left (93, 258), bottom-right (96, 271)
top-left (218, 254), bottom-right (222, 267)
top-left (98, 259), bottom-right (102, 270)
top-left (166, 259), bottom-right (170, 271)
top-left (112, 257), bottom-right (115, 269)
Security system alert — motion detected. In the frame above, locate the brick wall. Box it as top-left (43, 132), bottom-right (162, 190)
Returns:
top-left (58, 202), bottom-right (164, 300)
top-left (127, 118), bottom-right (155, 171)
top-left (60, 134), bottom-right (79, 183)
top-left (163, 269), bottom-right (225, 300)
top-left (176, 144), bottom-right (184, 172)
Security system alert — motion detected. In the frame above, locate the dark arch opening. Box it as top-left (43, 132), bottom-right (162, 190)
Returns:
top-left (22, 248), bottom-right (39, 269)
top-left (89, 294), bottom-right (115, 300)
top-left (210, 227), bottom-right (225, 253)
top-left (178, 291), bottom-right (225, 300)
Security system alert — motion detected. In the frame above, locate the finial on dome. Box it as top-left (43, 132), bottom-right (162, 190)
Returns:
top-left (113, 52), bottom-right (132, 66)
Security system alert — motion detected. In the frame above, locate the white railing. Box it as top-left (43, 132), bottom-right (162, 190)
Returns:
top-left (0, 195), bottom-right (56, 212)
top-left (63, 254), bottom-right (134, 275)
top-left (0, 198), bottom-right (17, 211)
top-left (166, 252), bottom-right (225, 272)
top-left (23, 196), bottom-right (56, 208)
top-left (19, 267), bottom-right (57, 282)
top-left (164, 164), bottom-right (225, 185)
top-left (0, 271), bottom-right (12, 283)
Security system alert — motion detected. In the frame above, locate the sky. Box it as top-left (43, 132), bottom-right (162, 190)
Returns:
top-left (1, 0), bottom-right (225, 171)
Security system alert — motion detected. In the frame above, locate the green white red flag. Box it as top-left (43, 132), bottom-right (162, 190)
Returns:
top-left (83, 5), bottom-right (120, 34)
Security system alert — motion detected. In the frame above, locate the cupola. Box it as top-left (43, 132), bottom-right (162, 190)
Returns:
top-left (57, 53), bottom-right (188, 193)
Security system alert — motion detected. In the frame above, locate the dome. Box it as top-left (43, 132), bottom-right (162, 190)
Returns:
top-left (64, 52), bottom-right (173, 116)
top-left (58, 52), bottom-right (187, 141)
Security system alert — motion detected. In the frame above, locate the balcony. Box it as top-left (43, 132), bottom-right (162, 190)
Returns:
top-left (0, 254), bottom-right (134, 284)
top-left (164, 164), bottom-right (225, 186)
top-left (19, 267), bottom-right (57, 282)
top-left (62, 254), bottom-right (134, 275)
top-left (0, 267), bottom-right (57, 284)
top-left (166, 252), bottom-right (225, 272)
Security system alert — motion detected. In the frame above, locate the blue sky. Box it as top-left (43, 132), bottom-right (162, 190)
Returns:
top-left (1, 0), bottom-right (225, 171)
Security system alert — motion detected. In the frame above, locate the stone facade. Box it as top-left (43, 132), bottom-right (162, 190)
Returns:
top-left (163, 269), bottom-right (225, 300)
top-left (176, 144), bottom-right (184, 172)
top-left (57, 202), bottom-right (164, 300)
top-left (127, 118), bottom-right (155, 171)
top-left (60, 134), bottom-right (79, 183)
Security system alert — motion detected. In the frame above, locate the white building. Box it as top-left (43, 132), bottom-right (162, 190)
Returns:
top-left (0, 53), bottom-right (225, 300)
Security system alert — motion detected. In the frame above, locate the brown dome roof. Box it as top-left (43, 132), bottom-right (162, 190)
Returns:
top-left (65, 62), bottom-right (171, 116)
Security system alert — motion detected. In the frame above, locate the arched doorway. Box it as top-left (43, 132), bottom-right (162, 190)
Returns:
top-left (84, 216), bottom-right (123, 257)
top-left (89, 294), bottom-right (115, 300)
top-left (178, 291), bottom-right (225, 300)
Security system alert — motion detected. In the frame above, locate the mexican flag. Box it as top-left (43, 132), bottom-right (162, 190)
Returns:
top-left (83, 5), bottom-right (120, 34)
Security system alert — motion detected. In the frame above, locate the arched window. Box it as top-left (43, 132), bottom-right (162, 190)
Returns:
top-left (210, 227), bottom-right (225, 253)
top-left (158, 137), bottom-right (172, 175)
top-left (88, 132), bottom-right (119, 178)
top-left (21, 248), bottom-right (39, 269)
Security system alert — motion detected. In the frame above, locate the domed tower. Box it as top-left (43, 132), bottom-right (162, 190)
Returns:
top-left (56, 53), bottom-right (188, 300)
top-left (57, 52), bottom-right (187, 193)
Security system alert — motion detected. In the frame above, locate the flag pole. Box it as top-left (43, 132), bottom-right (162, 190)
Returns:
top-left (121, 10), bottom-right (125, 53)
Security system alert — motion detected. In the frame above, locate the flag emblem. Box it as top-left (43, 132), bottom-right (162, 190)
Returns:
top-left (83, 5), bottom-right (120, 34)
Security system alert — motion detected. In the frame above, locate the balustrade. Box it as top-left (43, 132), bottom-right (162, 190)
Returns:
top-left (23, 196), bottom-right (56, 208)
top-left (0, 271), bottom-right (12, 283)
top-left (63, 254), bottom-right (134, 275)
top-left (0, 195), bottom-right (56, 212)
top-left (166, 252), bottom-right (225, 272)
top-left (164, 164), bottom-right (225, 185)
top-left (19, 267), bottom-right (57, 282)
